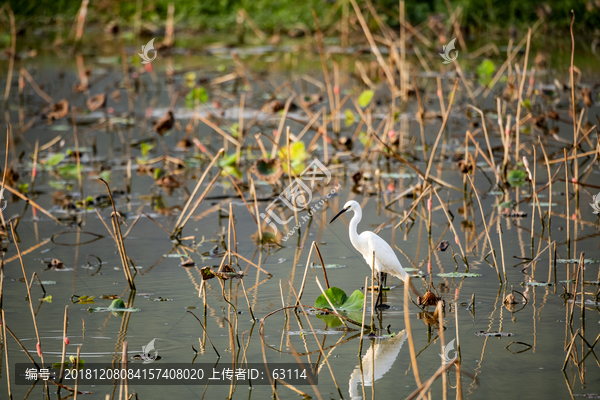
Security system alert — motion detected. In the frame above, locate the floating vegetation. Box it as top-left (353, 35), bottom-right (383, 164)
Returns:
top-left (88, 299), bottom-right (140, 313)
top-left (475, 331), bottom-right (514, 337)
top-left (522, 281), bottom-right (553, 287)
top-left (53, 355), bottom-right (85, 370)
top-left (180, 258), bottom-right (195, 267)
top-left (200, 265), bottom-right (244, 280)
top-left (72, 295), bottom-right (96, 304)
top-left (507, 169), bottom-right (528, 187)
top-left (251, 158), bottom-right (283, 184)
top-left (437, 272), bottom-right (482, 278)
top-left (1, 3), bottom-right (599, 399)
top-left (556, 259), bottom-right (599, 264)
top-left (310, 263), bottom-right (347, 269)
top-left (436, 240), bottom-right (449, 251)
top-left (502, 210), bottom-right (527, 218)
top-left (314, 287), bottom-right (364, 311)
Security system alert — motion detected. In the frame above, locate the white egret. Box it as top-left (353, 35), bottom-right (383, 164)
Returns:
top-left (330, 200), bottom-right (422, 305)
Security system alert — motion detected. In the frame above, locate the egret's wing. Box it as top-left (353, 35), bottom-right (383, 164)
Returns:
top-left (348, 330), bottom-right (408, 398)
top-left (361, 232), bottom-right (408, 282)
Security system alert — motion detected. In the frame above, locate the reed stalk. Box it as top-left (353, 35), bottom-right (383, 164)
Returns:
top-left (187, 311), bottom-right (220, 357)
top-left (2, 310), bottom-right (12, 400)
top-left (404, 272), bottom-right (422, 386)
top-left (291, 286), bottom-right (343, 398)
top-left (10, 222), bottom-right (44, 366)
top-left (58, 306), bottom-right (68, 386)
top-left (173, 148), bottom-right (224, 235)
top-left (514, 28), bottom-right (531, 163)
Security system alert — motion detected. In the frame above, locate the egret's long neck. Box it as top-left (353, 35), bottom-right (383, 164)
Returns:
top-left (349, 208), bottom-right (362, 249)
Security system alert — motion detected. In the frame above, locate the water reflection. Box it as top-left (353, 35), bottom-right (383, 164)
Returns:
top-left (349, 330), bottom-right (408, 399)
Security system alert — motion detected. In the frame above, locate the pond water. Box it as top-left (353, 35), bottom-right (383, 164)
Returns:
top-left (0, 30), bottom-right (599, 400)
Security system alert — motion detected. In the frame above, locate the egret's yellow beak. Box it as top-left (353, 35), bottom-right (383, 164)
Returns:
top-left (330, 206), bottom-right (349, 224)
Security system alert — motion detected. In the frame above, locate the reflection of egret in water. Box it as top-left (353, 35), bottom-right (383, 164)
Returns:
top-left (349, 330), bottom-right (408, 399)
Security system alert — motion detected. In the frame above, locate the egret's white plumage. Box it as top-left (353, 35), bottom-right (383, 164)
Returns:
top-left (330, 200), bottom-right (421, 297)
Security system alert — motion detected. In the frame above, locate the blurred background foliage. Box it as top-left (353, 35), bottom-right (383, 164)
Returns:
top-left (3, 0), bottom-right (600, 34)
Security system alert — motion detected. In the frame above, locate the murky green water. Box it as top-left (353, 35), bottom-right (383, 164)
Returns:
top-left (0, 33), bottom-right (599, 400)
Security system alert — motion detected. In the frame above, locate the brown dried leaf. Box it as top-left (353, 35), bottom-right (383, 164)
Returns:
top-left (156, 174), bottom-right (182, 188)
top-left (87, 94), bottom-right (106, 111)
top-left (180, 258), bottom-right (195, 267)
top-left (504, 293), bottom-right (518, 304)
top-left (261, 100), bottom-right (285, 113)
top-left (200, 266), bottom-right (216, 280)
top-left (581, 87), bottom-right (593, 107)
top-left (417, 291), bottom-right (444, 308)
top-left (47, 259), bottom-right (64, 269)
top-left (214, 264), bottom-right (244, 280)
top-left (437, 240), bottom-right (449, 252)
top-left (153, 111), bottom-right (175, 135)
top-left (47, 100), bottom-right (69, 122)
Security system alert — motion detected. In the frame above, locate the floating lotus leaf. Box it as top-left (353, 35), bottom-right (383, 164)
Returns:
top-left (314, 287), bottom-right (364, 311)
top-left (251, 158), bottom-right (282, 184)
top-left (88, 298), bottom-right (140, 313)
top-left (507, 169), bottom-right (527, 187)
top-left (316, 310), bottom-right (363, 328)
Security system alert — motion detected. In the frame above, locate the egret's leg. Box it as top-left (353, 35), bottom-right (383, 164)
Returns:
top-left (375, 272), bottom-right (390, 309)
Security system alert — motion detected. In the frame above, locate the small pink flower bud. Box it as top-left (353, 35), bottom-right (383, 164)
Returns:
top-left (334, 86), bottom-right (340, 95)
top-left (36, 343), bottom-right (42, 358)
top-left (427, 198), bottom-right (432, 212)
top-left (65, 337), bottom-right (70, 345)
